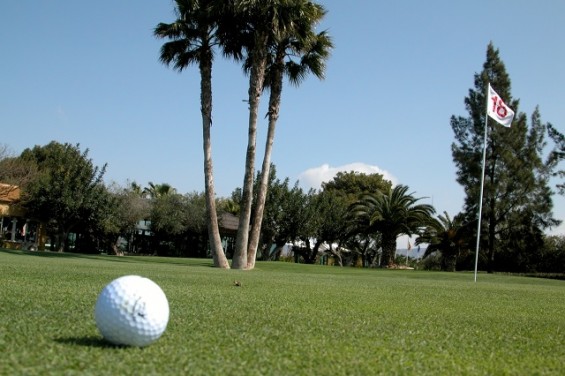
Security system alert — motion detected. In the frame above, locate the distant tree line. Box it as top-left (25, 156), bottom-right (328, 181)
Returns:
top-left (1, 138), bottom-right (564, 274)
top-left (0, 141), bottom-right (434, 266)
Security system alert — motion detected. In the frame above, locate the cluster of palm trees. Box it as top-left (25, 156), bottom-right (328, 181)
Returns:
top-left (128, 181), bottom-right (177, 199)
top-left (155, 0), bottom-right (333, 269)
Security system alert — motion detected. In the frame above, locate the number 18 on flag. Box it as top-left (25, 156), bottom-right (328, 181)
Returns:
top-left (487, 84), bottom-right (514, 127)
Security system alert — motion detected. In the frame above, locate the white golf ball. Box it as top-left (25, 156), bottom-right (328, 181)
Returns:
top-left (94, 275), bottom-right (169, 347)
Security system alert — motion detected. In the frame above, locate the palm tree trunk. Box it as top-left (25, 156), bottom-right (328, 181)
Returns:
top-left (233, 34), bottom-right (268, 269)
top-left (381, 235), bottom-right (396, 267)
top-left (247, 62), bottom-right (283, 269)
top-left (200, 55), bottom-right (229, 269)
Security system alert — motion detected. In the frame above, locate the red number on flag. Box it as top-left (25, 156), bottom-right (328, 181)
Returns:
top-left (491, 95), bottom-right (507, 118)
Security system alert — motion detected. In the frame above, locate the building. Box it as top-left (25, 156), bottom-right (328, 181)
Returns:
top-left (1, 184), bottom-right (24, 247)
top-left (0, 183), bottom-right (43, 250)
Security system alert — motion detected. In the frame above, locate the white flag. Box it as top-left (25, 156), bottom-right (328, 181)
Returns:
top-left (487, 84), bottom-right (514, 127)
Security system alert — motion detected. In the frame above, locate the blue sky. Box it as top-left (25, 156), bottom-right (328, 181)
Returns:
top-left (2, 1), bottom-right (565, 239)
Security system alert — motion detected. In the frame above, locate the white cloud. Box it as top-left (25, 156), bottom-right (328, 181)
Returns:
top-left (298, 162), bottom-right (398, 190)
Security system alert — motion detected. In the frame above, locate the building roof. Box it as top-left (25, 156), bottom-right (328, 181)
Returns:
top-left (0, 184), bottom-right (20, 203)
top-left (218, 212), bottom-right (239, 234)
top-left (0, 184), bottom-right (24, 216)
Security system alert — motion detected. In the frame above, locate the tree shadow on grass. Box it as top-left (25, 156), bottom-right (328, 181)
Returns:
top-left (54, 336), bottom-right (129, 349)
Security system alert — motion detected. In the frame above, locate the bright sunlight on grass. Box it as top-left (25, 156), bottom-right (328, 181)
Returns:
top-left (0, 249), bottom-right (564, 375)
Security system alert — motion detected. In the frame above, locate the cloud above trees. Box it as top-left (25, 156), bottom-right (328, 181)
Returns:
top-left (298, 162), bottom-right (398, 191)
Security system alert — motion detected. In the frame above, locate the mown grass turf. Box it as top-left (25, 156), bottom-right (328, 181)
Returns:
top-left (0, 249), bottom-right (564, 375)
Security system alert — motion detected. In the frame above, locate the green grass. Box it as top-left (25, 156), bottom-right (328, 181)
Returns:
top-left (1, 249), bottom-right (564, 375)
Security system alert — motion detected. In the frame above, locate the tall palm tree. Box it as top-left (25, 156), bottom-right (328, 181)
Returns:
top-left (231, 0), bottom-right (309, 269)
top-left (353, 185), bottom-right (435, 267)
top-left (417, 212), bottom-right (470, 272)
top-left (246, 2), bottom-right (332, 270)
top-left (230, 0), bottom-right (331, 269)
top-left (154, 0), bottom-right (230, 268)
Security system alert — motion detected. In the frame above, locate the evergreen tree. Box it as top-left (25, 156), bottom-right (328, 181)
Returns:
top-left (547, 123), bottom-right (565, 195)
top-left (451, 43), bottom-right (558, 272)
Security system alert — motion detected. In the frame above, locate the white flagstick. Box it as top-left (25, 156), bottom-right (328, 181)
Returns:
top-left (474, 85), bottom-right (490, 282)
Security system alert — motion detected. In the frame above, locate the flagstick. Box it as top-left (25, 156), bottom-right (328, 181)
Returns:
top-left (474, 88), bottom-right (490, 283)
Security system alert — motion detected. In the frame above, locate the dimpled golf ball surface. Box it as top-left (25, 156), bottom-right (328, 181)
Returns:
top-left (95, 275), bottom-right (169, 347)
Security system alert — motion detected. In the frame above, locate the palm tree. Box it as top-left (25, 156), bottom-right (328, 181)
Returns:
top-left (231, 0), bottom-right (331, 269)
top-left (417, 212), bottom-right (470, 272)
top-left (128, 181), bottom-right (145, 197)
top-left (230, 0), bottom-right (279, 269)
top-left (246, 2), bottom-right (332, 270)
top-left (217, 197), bottom-right (240, 216)
top-left (353, 185), bottom-right (435, 267)
top-left (144, 182), bottom-right (176, 199)
top-left (154, 0), bottom-right (230, 268)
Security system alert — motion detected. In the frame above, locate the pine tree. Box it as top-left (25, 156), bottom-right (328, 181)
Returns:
top-left (451, 43), bottom-right (558, 272)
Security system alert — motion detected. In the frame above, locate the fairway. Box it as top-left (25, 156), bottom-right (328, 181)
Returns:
top-left (0, 250), bottom-right (564, 375)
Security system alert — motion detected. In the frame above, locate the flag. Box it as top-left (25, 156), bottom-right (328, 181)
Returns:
top-left (407, 239), bottom-right (411, 251)
top-left (487, 84), bottom-right (514, 127)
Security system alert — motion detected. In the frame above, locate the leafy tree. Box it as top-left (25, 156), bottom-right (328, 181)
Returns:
top-left (150, 191), bottom-right (209, 257)
top-left (244, 176), bottom-right (317, 262)
top-left (247, 1), bottom-right (332, 269)
top-left (100, 182), bottom-right (151, 256)
top-left (155, 0), bottom-right (231, 268)
top-left (538, 235), bottom-right (565, 274)
top-left (230, 166), bottom-right (313, 261)
top-left (299, 189), bottom-right (351, 265)
top-left (19, 142), bottom-right (107, 252)
top-left (234, 169), bottom-right (396, 266)
top-left (451, 43), bottom-right (558, 272)
top-left (183, 192), bottom-right (209, 238)
top-left (217, 197), bottom-right (240, 216)
top-left (265, 180), bottom-right (316, 261)
top-left (322, 171), bottom-right (392, 203)
top-left (0, 144), bottom-right (38, 197)
top-left (254, 171), bottom-right (392, 266)
top-left (151, 192), bottom-right (189, 256)
top-left (353, 185), bottom-right (435, 267)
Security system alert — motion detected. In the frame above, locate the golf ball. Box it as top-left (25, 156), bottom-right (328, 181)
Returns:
top-left (94, 275), bottom-right (169, 347)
